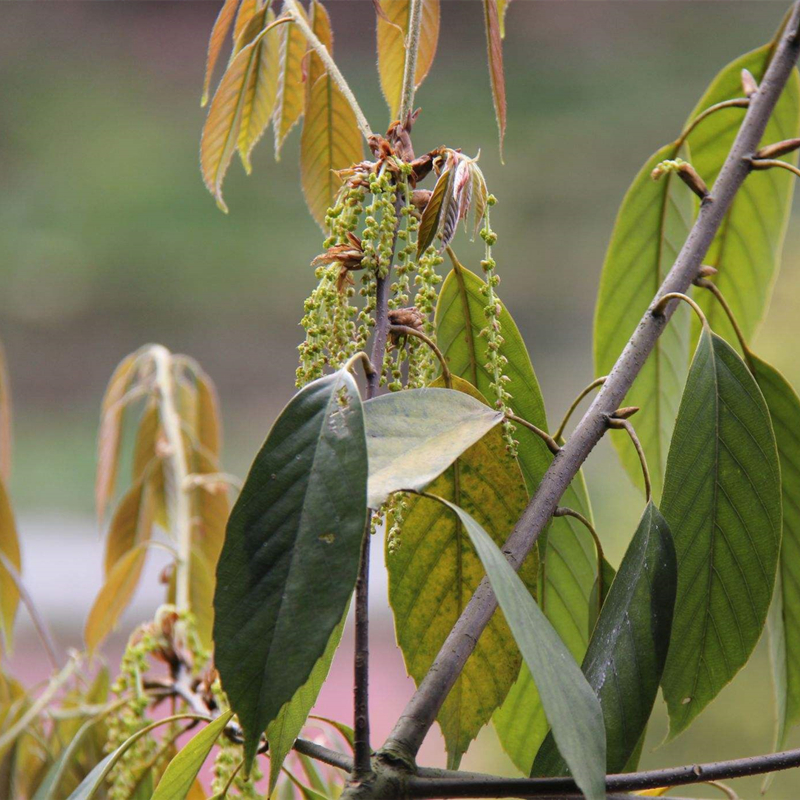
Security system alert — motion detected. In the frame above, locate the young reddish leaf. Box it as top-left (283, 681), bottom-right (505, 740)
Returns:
top-left (201, 20), bottom-right (286, 212)
top-left (195, 370), bottom-right (223, 458)
top-left (0, 480), bottom-right (20, 651)
top-left (0, 342), bottom-right (11, 483)
top-left (238, 10), bottom-right (281, 173)
top-left (96, 351), bottom-right (141, 525)
top-left (483, 0), bottom-right (507, 155)
top-left (202, 0), bottom-right (242, 107)
top-left (274, 10), bottom-right (308, 159)
top-left (103, 480), bottom-right (155, 577)
top-left (376, 0), bottom-right (440, 119)
top-left (300, 76), bottom-right (364, 228)
top-left (233, 0), bottom-right (258, 44)
top-left (416, 167), bottom-right (451, 255)
top-left (85, 545), bottom-right (149, 653)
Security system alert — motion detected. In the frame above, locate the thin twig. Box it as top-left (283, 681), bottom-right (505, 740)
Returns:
top-left (554, 377), bottom-right (606, 441)
top-left (283, 0), bottom-right (373, 142)
top-left (390, 325), bottom-right (451, 388)
top-left (652, 291), bottom-right (708, 328)
top-left (695, 278), bottom-right (753, 362)
top-left (398, 0), bottom-right (424, 123)
top-left (607, 417), bottom-right (652, 503)
top-left (380, 0), bottom-right (800, 765)
top-left (0, 550), bottom-right (60, 670)
top-left (750, 156), bottom-right (800, 178)
top-left (553, 507), bottom-right (605, 616)
top-left (507, 414), bottom-right (560, 455)
top-left (675, 98), bottom-right (750, 148)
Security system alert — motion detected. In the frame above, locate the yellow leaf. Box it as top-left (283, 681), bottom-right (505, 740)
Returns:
top-left (0, 480), bottom-right (20, 651)
top-left (306, 0), bottom-right (333, 97)
top-left (238, 10), bottom-right (281, 173)
top-left (377, 0), bottom-right (440, 119)
top-left (233, 0), bottom-right (258, 44)
top-left (190, 450), bottom-right (229, 571)
top-left (300, 74), bottom-right (364, 228)
top-left (497, 0), bottom-right (510, 38)
top-left (96, 351), bottom-right (140, 525)
top-left (0, 342), bottom-right (11, 483)
top-left (195, 370), bottom-right (223, 458)
top-left (274, 9), bottom-right (310, 159)
top-left (202, 0), bottom-right (242, 107)
top-left (85, 545), bottom-right (149, 653)
top-left (635, 789), bottom-right (670, 797)
top-left (482, 0), bottom-right (506, 156)
top-left (103, 480), bottom-right (155, 577)
top-left (201, 18), bottom-right (287, 212)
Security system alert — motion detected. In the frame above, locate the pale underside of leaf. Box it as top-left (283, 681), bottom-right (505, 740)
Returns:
top-left (300, 74), bottom-right (364, 229)
top-left (202, 0), bottom-right (242, 106)
top-left (377, 0), bottom-right (440, 119)
top-left (661, 330), bottom-right (781, 737)
top-left (387, 376), bottom-right (534, 769)
top-left (594, 143), bottom-right (694, 501)
top-left (687, 45), bottom-right (800, 349)
top-left (274, 15), bottom-right (307, 159)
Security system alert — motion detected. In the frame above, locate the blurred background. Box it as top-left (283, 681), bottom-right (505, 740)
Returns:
top-left (2, 1), bottom-right (800, 795)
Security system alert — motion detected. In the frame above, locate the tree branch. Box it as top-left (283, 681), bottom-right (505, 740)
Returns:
top-left (380, 0), bottom-right (800, 764)
top-left (405, 745), bottom-right (800, 797)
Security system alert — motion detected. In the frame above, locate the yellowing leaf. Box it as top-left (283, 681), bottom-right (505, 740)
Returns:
top-left (300, 76), bottom-right (364, 229)
top-left (497, 0), bottom-right (510, 38)
top-left (238, 10), bottom-right (281, 173)
top-left (0, 480), bottom-right (20, 651)
top-left (202, 0), bottom-right (242, 107)
top-left (0, 342), bottom-right (11, 483)
top-left (306, 0), bottom-right (332, 94)
top-left (85, 545), bottom-right (149, 653)
top-left (274, 11), bottom-right (308, 159)
top-left (96, 351), bottom-right (140, 524)
top-left (195, 371), bottom-right (223, 458)
top-left (233, 0), bottom-right (258, 45)
top-left (103, 480), bottom-right (155, 577)
top-left (482, 0), bottom-right (506, 155)
top-left (377, 0), bottom-right (440, 119)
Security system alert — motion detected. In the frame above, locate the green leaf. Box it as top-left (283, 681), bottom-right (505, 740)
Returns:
top-left (152, 711), bottom-right (234, 800)
top-left (661, 329), bottom-right (781, 737)
top-left (593, 143), bottom-right (694, 500)
top-left (433, 498), bottom-right (606, 800)
top-left (533, 502), bottom-right (676, 776)
top-left (363, 386), bottom-right (504, 508)
top-left (266, 611), bottom-right (347, 793)
top-left (748, 354), bottom-right (800, 749)
top-left (435, 259), bottom-right (598, 773)
top-left (386, 375), bottom-right (533, 769)
top-left (213, 369), bottom-right (368, 769)
top-left (688, 44), bottom-right (800, 349)
top-left (588, 556), bottom-right (617, 638)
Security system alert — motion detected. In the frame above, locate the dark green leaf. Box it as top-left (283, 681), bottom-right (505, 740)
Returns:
top-left (152, 711), bottom-right (233, 800)
top-left (588, 556), bottom-right (617, 638)
top-left (688, 44), bottom-right (800, 349)
top-left (433, 498), bottom-right (606, 800)
top-left (533, 502), bottom-right (676, 775)
top-left (749, 354), bottom-right (800, 749)
top-left (363, 386), bottom-right (504, 508)
top-left (661, 329), bottom-right (781, 737)
top-left (214, 370), bottom-right (368, 768)
top-left (593, 143), bottom-right (694, 499)
top-left (387, 375), bottom-right (533, 769)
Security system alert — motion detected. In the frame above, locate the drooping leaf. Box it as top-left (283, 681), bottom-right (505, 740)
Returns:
top-left (533, 502), bottom-right (676, 776)
top-left (233, 0), bottom-right (257, 44)
top-left (273, 9), bottom-right (308, 159)
top-left (300, 74), bottom-right (364, 229)
top-left (194, 369), bottom-right (223, 458)
top-left (266, 611), bottom-right (347, 792)
top-left (0, 480), bottom-right (20, 651)
top-left (593, 143), bottom-right (695, 500)
top-left (213, 369), bottom-right (367, 769)
top-left (152, 712), bottom-right (234, 800)
top-left (103, 480), bottom-right (155, 576)
top-left (660, 329), bottom-right (781, 737)
top-left (306, 0), bottom-right (332, 93)
top-left (376, 0), bottom-right (440, 119)
top-left (434, 259), bottom-right (598, 773)
top-left (417, 168), bottom-right (451, 256)
top-left (482, 0), bottom-right (506, 154)
top-left (386, 375), bottom-right (534, 769)
top-left (201, 21), bottom-right (286, 212)
top-left (96, 351), bottom-right (141, 524)
top-left (748, 354), bottom-right (800, 750)
top-left (202, 0), bottom-right (242, 106)
top-left (238, 10), bottom-right (281, 173)
top-left (0, 341), bottom-right (11, 483)
top-left (363, 386), bottom-right (504, 508)
top-left (434, 498), bottom-right (606, 800)
top-left (84, 545), bottom-right (149, 653)
top-left (687, 44), bottom-right (800, 348)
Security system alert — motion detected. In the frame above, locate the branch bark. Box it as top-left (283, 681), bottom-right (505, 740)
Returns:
top-left (381, 0), bottom-right (800, 764)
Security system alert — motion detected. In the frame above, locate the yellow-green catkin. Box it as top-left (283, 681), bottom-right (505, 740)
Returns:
top-left (479, 198), bottom-right (517, 453)
top-left (408, 246), bottom-right (443, 388)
